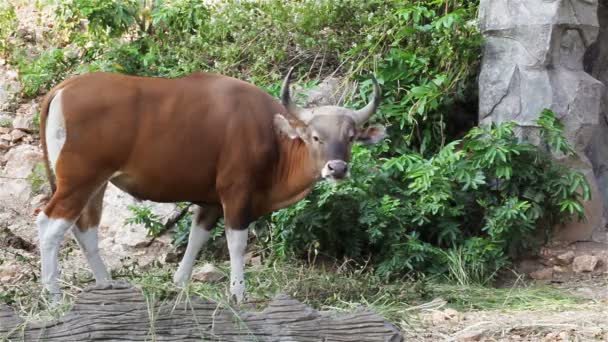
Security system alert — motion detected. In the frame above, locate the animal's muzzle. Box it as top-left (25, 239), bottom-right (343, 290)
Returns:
top-left (323, 160), bottom-right (348, 180)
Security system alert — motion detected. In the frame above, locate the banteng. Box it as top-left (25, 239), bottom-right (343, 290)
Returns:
top-left (37, 68), bottom-right (386, 302)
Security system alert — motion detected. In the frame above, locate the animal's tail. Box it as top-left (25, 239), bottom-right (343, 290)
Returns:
top-left (39, 88), bottom-right (59, 194)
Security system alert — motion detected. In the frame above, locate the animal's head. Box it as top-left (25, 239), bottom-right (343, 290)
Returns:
top-left (274, 68), bottom-right (386, 181)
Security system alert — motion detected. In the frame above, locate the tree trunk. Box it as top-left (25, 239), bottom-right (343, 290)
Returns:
top-left (0, 284), bottom-right (402, 341)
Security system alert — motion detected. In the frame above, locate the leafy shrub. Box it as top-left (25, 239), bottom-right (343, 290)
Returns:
top-left (264, 109), bottom-right (589, 282)
top-left (55, 0), bottom-right (139, 38)
top-left (28, 163), bottom-right (49, 196)
top-left (125, 205), bottom-right (164, 237)
top-left (17, 48), bottom-right (76, 97)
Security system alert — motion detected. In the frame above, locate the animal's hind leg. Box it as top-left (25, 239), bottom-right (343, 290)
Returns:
top-left (38, 181), bottom-right (103, 301)
top-left (174, 205), bottom-right (221, 286)
top-left (72, 182), bottom-right (111, 287)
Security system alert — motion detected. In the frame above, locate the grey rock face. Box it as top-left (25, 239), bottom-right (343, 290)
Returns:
top-left (479, 0), bottom-right (608, 242)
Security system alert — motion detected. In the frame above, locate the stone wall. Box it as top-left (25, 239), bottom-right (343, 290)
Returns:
top-left (479, 0), bottom-right (608, 243)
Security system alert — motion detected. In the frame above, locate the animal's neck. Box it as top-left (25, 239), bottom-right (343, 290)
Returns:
top-left (265, 136), bottom-right (318, 212)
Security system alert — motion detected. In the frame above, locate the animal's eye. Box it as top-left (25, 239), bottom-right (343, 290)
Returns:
top-left (313, 136), bottom-right (320, 142)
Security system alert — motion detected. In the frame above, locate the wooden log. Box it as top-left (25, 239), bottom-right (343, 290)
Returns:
top-left (0, 284), bottom-right (403, 341)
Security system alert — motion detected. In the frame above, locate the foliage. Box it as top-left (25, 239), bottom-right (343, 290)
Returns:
top-left (0, 117), bottom-right (11, 128)
top-left (125, 205), bottom-right (164, 237)
top-left (28, 162), bottom-right (49, 196)
top-left (16, 48), bottom-right (76, 97)
top-left (56, 0), bottom-right (139, 38)
top-left (0, 2), bottom-right (17, 57)
top-left (264, 109), bottom-right (590, 283)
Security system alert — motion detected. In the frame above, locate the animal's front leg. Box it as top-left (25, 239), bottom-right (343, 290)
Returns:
top-left (225, 227), bottom-right (249, 303)
top-left (174, 205), bottom-right (221, 286)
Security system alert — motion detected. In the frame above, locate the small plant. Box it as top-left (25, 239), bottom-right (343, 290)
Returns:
top-left (0, 3), bottom-right (17, 57)
top-left (125, 205), bottom-right (164, 237)
top-left (32, 111), bottom-right (41, 131)
top-left (0, 118), bottom-right (11, 128)
top-left (17, 49), bottom-right (75, 97)
top-left (28, 163), bottom-right (48, 196)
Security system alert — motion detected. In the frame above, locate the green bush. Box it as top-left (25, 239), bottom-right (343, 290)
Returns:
top-left (265, 109), bottom-right (589, 282)
top-left (17, 48), bottom-right (76, 97)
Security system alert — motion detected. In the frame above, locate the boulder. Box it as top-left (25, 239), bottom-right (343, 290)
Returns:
top-left (0, 262), bottom-right (21, 284)
top-left (556, 251), bottom-right (576, 265)
top-left (9, 129), bottom-right (26, 142)
top-left (97, 183), bottom-right (177, 268)
top-left (12, 100), bottom-right (39, 132)
top-left (0, 144), bottom-right (42, 211)
top-left (530, 267), bottom-right (554, 280)
top-left (479, 0), bottom-right (607, 243)
top-left (432, 308), bottom-right (460, 325)
top-left (572, 254), bottom-right (599, 273)
top-left (191, 263), bottom-right (225, 283)
top-left (456, 329), bottom-right (485, 342)
top-left (0, 65), bottom-right (21, 112)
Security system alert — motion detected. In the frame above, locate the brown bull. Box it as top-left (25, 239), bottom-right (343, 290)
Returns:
top-left (37, 68), bottom-right (386, 302)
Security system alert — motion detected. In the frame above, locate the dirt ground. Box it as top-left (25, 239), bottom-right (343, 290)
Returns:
top-left (1, 239), bottom-right (607, 341)
top-left (408, 276), bottom-right (608, 341)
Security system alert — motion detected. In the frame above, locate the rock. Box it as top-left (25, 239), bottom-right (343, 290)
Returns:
top-left (456, 329), bottom-right (485, 342)
top-left (0, 134), bottom-right (10, 142)
top-left (90, 184), bottom-right (178, 268)
top-left (0, 66), bottom-right (21, 112)
top-left (543, 331), bottom-right (570, 341)
top-left (0, 127), bottom-right (10, 134)
top-left (100, 184), bottom-right (176, 249)
top-left (0, 144), bottom-right (43, 211)
top-left (9, 129), bottom-right (27, 142)
top-left (12, 116), bottom-right (34, 133)
top-left (244, 251), bottom-right (262, 267)
top-left (30, 193), bottom-right (49, 209)
top-left (250, 255), bottom-right (262, 267)
top-left (553, 265), bottom-right (568, 273)
top-left (13, 100), bottom-right (39, 132)
top-left (572, 255), bottom-right (599, 273)
top-left (0, 262), bottom-right (22, 284)
top-left (191, 263), bottom-right (225, 283)
top-left (479, 0), bottom-right (607, 243)
top-left (556, 251), bottom-right (576, 265)
top-left (432, 308), bottom-right (460, 325)
top-left (530, 267), bottom-right (554, 280)
top-left (296, 77), bottom-right (353, 107)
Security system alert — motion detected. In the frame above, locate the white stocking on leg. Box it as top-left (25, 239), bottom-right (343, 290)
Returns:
top-left (226, 227), bottom-right (248, 303)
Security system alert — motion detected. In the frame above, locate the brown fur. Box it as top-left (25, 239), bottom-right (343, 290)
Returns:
top-left (40, 72), bottom-right (318, 230)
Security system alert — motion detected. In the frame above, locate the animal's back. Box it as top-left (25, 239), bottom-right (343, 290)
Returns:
top-left (42, 72), bottom-right (285, 204)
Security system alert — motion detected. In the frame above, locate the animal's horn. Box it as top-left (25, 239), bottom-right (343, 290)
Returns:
top-left (281, 67), bottom-right (312, 122)
top-left (352, 76), bottom-right (381, 125)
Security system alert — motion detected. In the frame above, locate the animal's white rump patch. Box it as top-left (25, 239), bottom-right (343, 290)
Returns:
top-left (46, 89), bottom-right (67, 173)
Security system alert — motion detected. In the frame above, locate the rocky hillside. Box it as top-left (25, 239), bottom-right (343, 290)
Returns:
top-left (0, 3), bottom-right (182, 285)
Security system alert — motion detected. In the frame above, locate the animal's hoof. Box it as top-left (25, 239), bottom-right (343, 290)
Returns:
top-left (229, 287), bottom-right (247, 305)
top-left (84, 279), bottom-right (131, 292)
top-left (48, 292), bottom-right (63, 306)
top-left (172, 272), bottom-right (190, 287)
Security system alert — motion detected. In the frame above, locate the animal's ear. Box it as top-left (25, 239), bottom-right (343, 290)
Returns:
top-left (273, 114), bottom-right (305, 140)
top-left (356, 125), bottom-right (386, 145)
